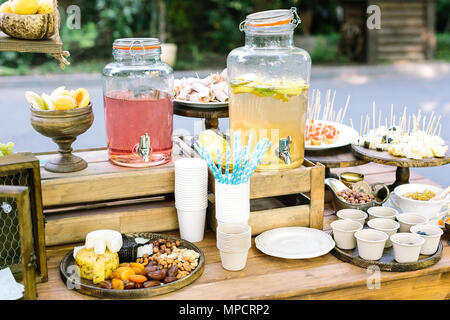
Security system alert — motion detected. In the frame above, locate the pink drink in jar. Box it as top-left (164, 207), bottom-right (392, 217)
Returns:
top-left (104, 90), bottom-right (173, 167)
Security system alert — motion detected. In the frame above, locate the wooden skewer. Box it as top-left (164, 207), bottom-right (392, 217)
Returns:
top-left (422, 116), bottom-right (426, 132)
top-left (378, 109), bottom-right (381, 128)
top-left (408, 115), bottom-right (411, 135)
top-left (438, 124), bottom-right (442, 137)
top-left (363, 114), bottom-right (368, 135)
top-left (428, 115), bottom-right (436, 135)
top-left (372, 102), bottom-right (376, 130)
top-left (360, 115), bottom-right (363, 136)
top-left (350, 118), bottom-right (354, 129)
top-left (330, 91), bottom-right (337, 121)
top-left (340, 95), bottom-right (350, 124)
top-left (433, 115), bottom-right (441, 136)
top-left (390, 104), bottom-right (394, 127)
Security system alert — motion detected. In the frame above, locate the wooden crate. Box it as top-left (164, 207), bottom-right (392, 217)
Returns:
top-left (37, 144), bottom-right (189, 246)
top-left (206, 160), bottom-right (325, 235)
top-left (38, 138), bottom-right (325, 245)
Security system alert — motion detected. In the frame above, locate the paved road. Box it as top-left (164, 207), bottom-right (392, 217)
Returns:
top-left (0, 62), bottom-right (449, 186)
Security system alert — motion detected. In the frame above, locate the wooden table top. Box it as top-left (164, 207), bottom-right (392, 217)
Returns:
top-left (305, 145), bottom-right (369, 168)
top-left (36, 163), bottom-right (450, 300)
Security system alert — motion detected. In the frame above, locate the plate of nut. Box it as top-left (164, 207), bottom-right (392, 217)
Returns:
top-left (325, 178), bottom-right (389, 212)
top-left (59, 232), bottom-right (205, 299)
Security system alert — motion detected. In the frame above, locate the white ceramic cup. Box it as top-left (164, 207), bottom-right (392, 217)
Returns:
top-left (330, 219), bottom-right (363, 250)
top-left (367, 206), bottom-right (398, 221)
top-left (219, 250), bottom-right (249, 271)
top-left (396, 213), bottom-right (428, 232)
top-left (390, 232), bottom-right (425, 263)
top-left (176, 208), bottom-right (206, 243)
top-left (410, 224), bottom-right (443, 255)
top-left (391, 184), bottom-right (449, 220)
top-left (367, 218), bottom-right (400, 248)
top-left (215, 180), bottom-right (250, 224)
top-left (354, 229), bottom-right (388, 260)
top-left (337, 209), bottom-right (368, 226)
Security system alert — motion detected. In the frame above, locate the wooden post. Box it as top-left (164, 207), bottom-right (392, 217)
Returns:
top-left (366, 0), bottom-right (378, 64)
top-left (309, 163), bottom-right (325, 230)
top-left (425, 0), bottom-right (436, 60)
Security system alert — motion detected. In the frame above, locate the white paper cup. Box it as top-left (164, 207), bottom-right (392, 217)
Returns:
top-left (410, 224), bottom-right (443, 255)
top-left (354, 229), bottom-right (388, 260)
top-left (216, 223), bottom-right (251, 252)
top-left (330, 219), bottom-right (363, 250)
top-left (367, 218), bottom-right (400, 248)
top-left (367, 206), bottom-right (398, 221)
top-left (337, 209), bottom-right (368, 226)
top-left (215, 180), bottom-right (250, 224)
top-left (219, 249), bottom-right (249, 271)
top-left (390, 233), bottom-right (425, 263)
top-left (396, 213), bottom-right (428, 232)
top-left (176, 208), bottom-right (206, 243)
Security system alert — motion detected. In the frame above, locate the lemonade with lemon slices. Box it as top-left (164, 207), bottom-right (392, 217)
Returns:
top-left (229, 76), bottom-right (309, 170)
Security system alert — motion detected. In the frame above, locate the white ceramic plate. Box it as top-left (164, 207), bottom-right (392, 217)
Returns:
top-left (255, 227), bottom-right (335, 259)
top-left (383, 197), bottom-right (448, 230)
top-left (174, 99), bottom-right (228, 109)
top-left (305, 121), bottom-right (359, 151)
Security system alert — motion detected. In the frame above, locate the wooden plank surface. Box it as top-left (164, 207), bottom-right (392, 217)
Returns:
top-left (37, 163), bottom-right (450, 300)
top-left (0, 32), bottom-right (62, 54)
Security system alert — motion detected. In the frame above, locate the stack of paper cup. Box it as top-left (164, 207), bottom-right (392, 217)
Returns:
top-left (216, 222), bottom-right (251, 271)
top-left (175, 158), bottom-right (208, 242)
top-left (215, 180), bottom-right (250, 224)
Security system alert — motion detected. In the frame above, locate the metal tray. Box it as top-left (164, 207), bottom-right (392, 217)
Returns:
top-left (59, 232), bottom-right (205, 299)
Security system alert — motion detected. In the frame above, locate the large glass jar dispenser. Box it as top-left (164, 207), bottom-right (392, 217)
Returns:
top-left (227, 8), bottom-right (311, 171)
top-left (102, 38), bottom-right (174, 168)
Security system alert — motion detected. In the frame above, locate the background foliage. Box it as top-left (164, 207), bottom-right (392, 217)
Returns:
top-left (0, 0), bottom-right (449, 74)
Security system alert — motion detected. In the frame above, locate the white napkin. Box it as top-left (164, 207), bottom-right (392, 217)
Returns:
top-left (0, 268), bottom-right (24, 300)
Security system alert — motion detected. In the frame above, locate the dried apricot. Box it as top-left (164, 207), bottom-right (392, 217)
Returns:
top-left (130, 263), bottom-right (145, 270)
top-left (119, 262), bottom-right (131, 267)
top-left (128, 275), bottom-right (147, 283)
top-left (120, 269), bottom-right (135, 281)
top-left (111, 278), bottom-right (124, 290)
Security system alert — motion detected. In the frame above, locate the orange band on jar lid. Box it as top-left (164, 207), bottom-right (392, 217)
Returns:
top-left (113, 45), bottom-right (161, 50)
top-left (245, 18), bottom-right (293, 28)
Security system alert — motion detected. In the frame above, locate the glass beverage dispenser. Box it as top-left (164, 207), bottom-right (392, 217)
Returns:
top-left (102, 38), bottom-right (174, 167)
top-left (227, 8), bottom-right (311, 171)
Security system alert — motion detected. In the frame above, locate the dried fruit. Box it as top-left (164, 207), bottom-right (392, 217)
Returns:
top-left (128, 275), bottom-right (147, 283)
top-left (120, 269), bottom-right (135, 281)
top-left (111, 278), bottom-right (124, 290)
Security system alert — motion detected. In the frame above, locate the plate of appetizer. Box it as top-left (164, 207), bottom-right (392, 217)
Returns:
top-left (60, 230), bottom-right (205, 299)
top-left (173, 69), bottom-right (229, 109)
top-left (354, 106), bottom-right (448, 161)
top-left (305, 120), bottom-right (359, 151)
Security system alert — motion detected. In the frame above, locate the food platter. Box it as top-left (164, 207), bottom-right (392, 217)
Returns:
top-left (305, 121), bottom-right (359, 151)
top-left (255, 227), bottom-right (335, 259)
top-left (352, 144), bottom-right (450, 168)
top-left (59, 232), bottom-right (205, 299)
top-left (330, 230), bottom-right (442, 272)
top-left (174, 99), bottom-right (228, 109)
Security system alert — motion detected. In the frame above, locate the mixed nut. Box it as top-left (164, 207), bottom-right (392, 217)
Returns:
top-left (99, 238), bottom-right (200, 290)
top-left (337, 189), bottom-right (375, 205)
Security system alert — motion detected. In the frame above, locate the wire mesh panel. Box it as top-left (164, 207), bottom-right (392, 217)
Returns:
top-left (0, 153), bottom-right (47, 282)
top-left (0, 196), bottom-right (21, 271)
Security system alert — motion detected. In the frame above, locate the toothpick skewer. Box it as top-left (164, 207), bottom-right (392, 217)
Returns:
top-left (339, 95), bottom-right (349, 124)
top-left (378, 109), bottom-right (381, 128)
top-left (433, 115), bottom-right (441, 136)
top-left (408, 115), bottom-right (411, 135)
top-left (438, 124), bottom-right (442, 137)
top-left (360, 115), bottom-right (363, 136)
top-left (385, 117), bottom-right (388, 128)
top-left (428, 115), bottom-right (436, 135)
top-left (390, 104), bottom-right (394, 127)
top-left (363, 114), bottom-right (368, 135)
top-left (330, 91), bottom-right (337, 121)
top-left (422, 116), bottom-right (426, 132)
top-left (350, 118), bottom-right (354, 129)
top-left (372, 102), bottom-right (376, 130)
